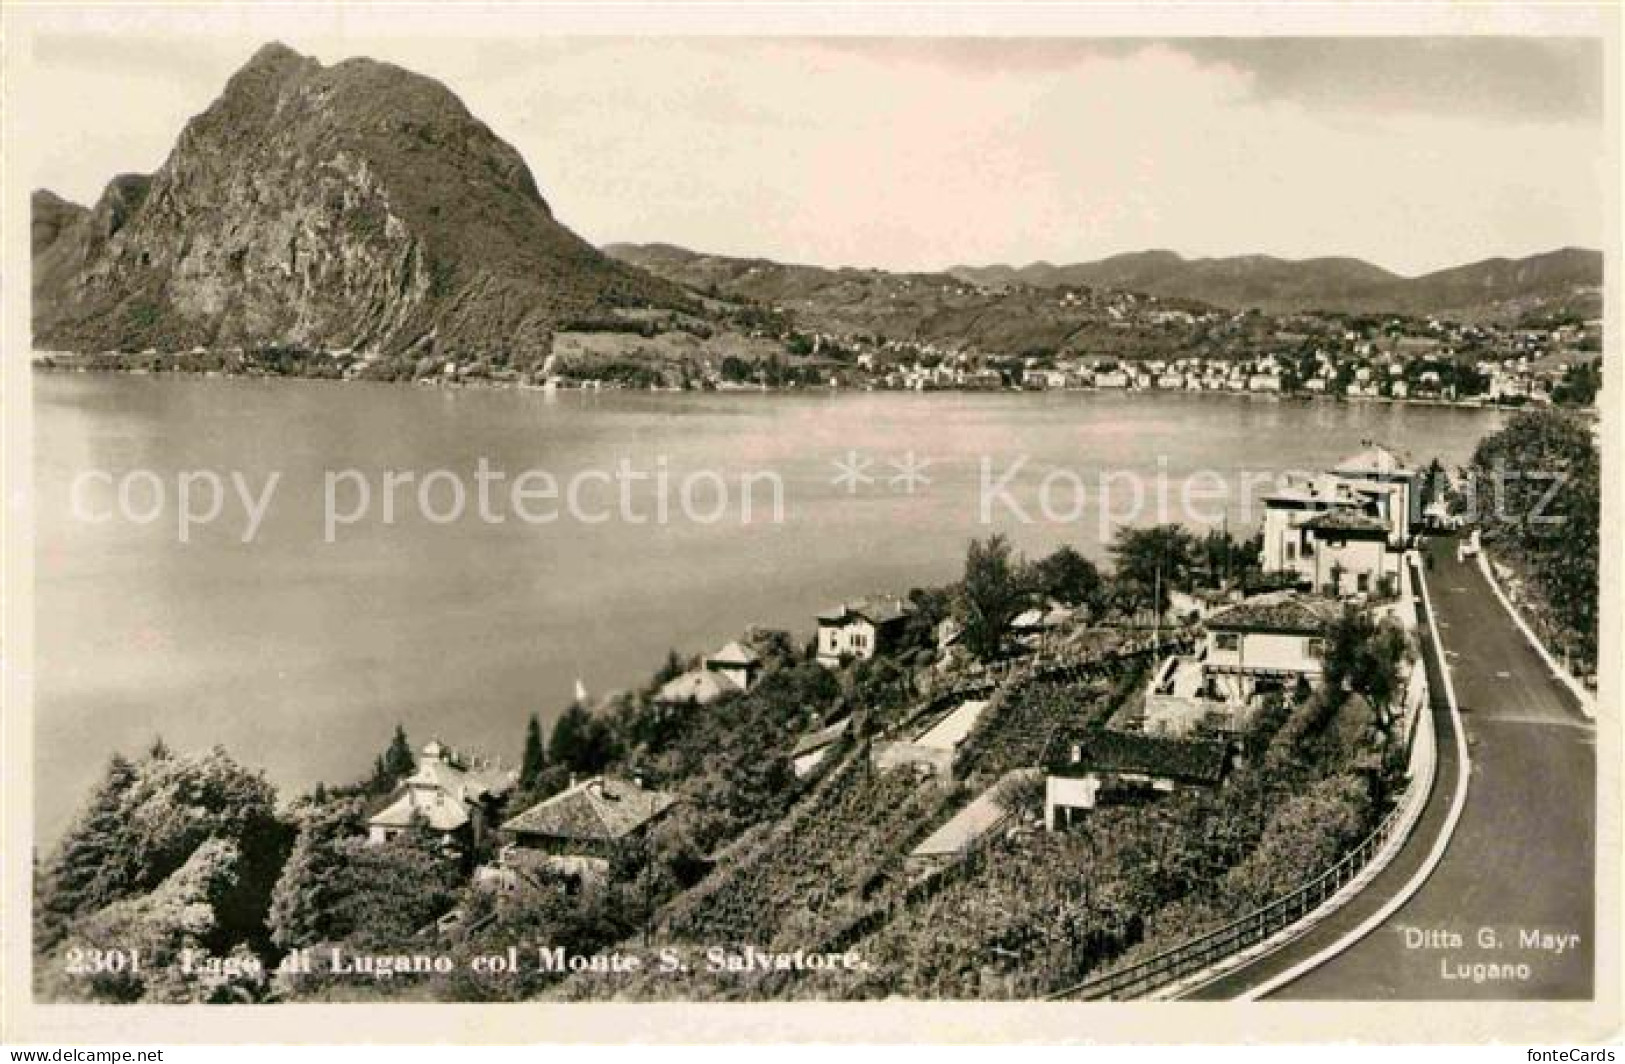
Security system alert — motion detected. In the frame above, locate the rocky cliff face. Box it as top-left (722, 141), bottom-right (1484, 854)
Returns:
top-left (32, 42), bottom-right (684, 365)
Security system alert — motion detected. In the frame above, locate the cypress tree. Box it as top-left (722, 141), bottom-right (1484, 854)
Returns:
top-left (520, 713), bottom-right (547, 788)
top-left (384, 724), bottom-right (415, 777)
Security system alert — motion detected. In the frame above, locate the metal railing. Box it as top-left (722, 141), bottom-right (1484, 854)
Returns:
top-left (1044, 556), bottom-right (1440, 1002)
top-left (1045, 790), bottom-right (1412, 1001)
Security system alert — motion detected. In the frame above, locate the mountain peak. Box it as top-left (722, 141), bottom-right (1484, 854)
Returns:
top-left (32, 42), bottom-right (685, 363)
top-left (243, 40), bottom-right (309, 70)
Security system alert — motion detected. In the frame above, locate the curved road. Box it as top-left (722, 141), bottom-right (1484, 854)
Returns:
top-left (1192, 537), bottom-right (1594, 1000)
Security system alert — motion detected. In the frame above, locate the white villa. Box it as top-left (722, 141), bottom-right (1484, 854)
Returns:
top-left (1261, 443), bottom-right (1421, 595)
top-left (1332, 443), bottom-right (1423, 546)
top-left (1292, 510), bottom-right (1397, 597)
top-left (816, 595), bottom-right (913, 667)
top-left (367, 740), bottom-right (518, 850)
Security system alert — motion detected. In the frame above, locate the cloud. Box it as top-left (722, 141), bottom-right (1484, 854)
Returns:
top-left (1173, 38), bottom-right (1603, 124)
top-left (809, 37), bottom-right (1603, 124)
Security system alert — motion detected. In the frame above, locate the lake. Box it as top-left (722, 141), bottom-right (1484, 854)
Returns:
top-left (32, 374), bottom-right (1504, 842)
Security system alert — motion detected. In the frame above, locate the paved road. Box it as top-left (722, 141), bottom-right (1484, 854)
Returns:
top-left (1193, 538), bottom-right (1594, 1000)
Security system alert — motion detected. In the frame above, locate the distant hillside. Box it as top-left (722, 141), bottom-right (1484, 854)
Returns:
top-left (603, 242), bottom-right (1215, 355)
top-left (32, 42), bottom-right (687, 365)
top-left (949, 247), bottom-right (1602, 319)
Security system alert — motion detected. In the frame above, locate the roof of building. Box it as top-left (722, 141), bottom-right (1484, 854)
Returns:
top-left (1298, 510), bottom-right (1391, 536)
top-left (817, 595), bottom-right (912, 627)
top-left (1048, 729), bottom-right (1228, 785)
top-left (654, 667), bottom-right (741, 705)
top-left (791, 717), bottom-right (851, 758)
top-left (706, 640), bottom-right (760, 667)
top-left (910, 771), bottom-right (1034, 858)
top-left (405, 753), bottom-right (517, 800)
top-left (914, 699), bottom-right (991, 751)
top-left (368, 787), bottom-right (475, 832)
top-left (502, 776), bottom-right (677, 841)
top-left (1206, 592), bottom-right (1341, 635)
top-left (1261, 474), bottom-right (1369, 508)
top-left (1335, 443), bottom-right (1415, 477)
top-left (367, 741), bottom-right (518, 832)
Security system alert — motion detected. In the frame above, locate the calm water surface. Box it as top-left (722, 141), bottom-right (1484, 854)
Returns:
top-left (33, 375), bottom-right (1503, 841)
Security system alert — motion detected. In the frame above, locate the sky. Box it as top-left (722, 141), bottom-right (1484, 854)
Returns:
top-left (20, 35), bottom-right (1608, 276)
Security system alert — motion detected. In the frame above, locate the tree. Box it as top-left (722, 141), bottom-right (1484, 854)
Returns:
top-left (900, 585), bottom-right (953, 654)
top-left (1552, 360), bottom-right (1600, 407)
top-left (1195, 526), bottom-right (1258, 588)
top-left (368, 724), bottom-right (416, 791)
top-left (1031, 545), bottom-right (1102, 609)
top-left (43, 838), bottom-right (256, 1004)
top-left (549, 702), bottom-right (618, 776)
top-left (1469, 410), bottom-right (1600, 667)
top-left (35, 754), bottom-right (139, 949)
top-left (1222, 774), bottom-right (1371, 910)
top-left (520, 713), bottom-right (547, 789)
top-left (653, 649), bottom-right (687, 686)
top-left (273, 819), bottom-right (465, 962)
top-left (384, 724), bottom-right (415, 777)
top-left (955, 535), bottom-right (1029, 660)
top-left (1322, 607), bottom-right (1408, 726)
top-left (37, 744), bottom-right (290, 993)
top-left (1109, 524), bottom-right (1197, 613)
top-left (1420, 457), bottom-right (1447, 512)
top-left (266, 799), bottom-right (367, 950)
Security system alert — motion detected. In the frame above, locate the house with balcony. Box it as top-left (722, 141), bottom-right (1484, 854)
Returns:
top-left (1140, 591), bottom-right (1342, 738)
top-left (1261, 477), bottom-right (1372, 573)
top-left (1261, 444), bottom-right (1418, 594)
top-left (1201, 593), bottom-right (1340, 704)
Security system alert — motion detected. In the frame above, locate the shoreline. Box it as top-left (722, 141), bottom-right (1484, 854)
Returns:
top-left (27, 362), bottom-right (1566, 414)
